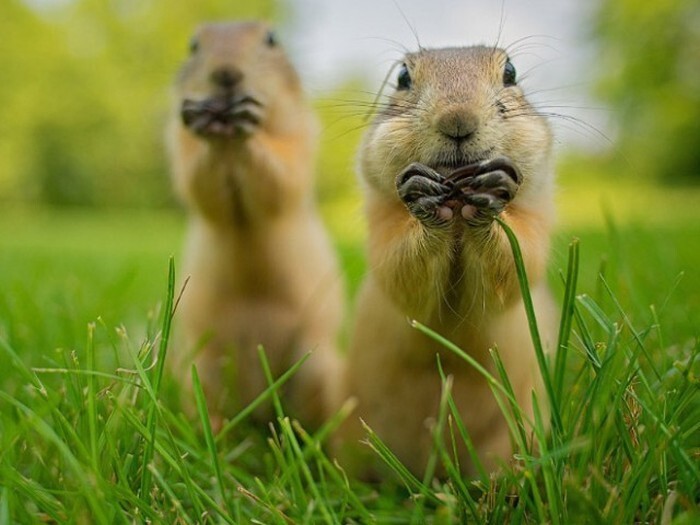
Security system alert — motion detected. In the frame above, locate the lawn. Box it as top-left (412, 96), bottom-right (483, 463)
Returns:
top-left (0, 174), bottom-right (698, 523)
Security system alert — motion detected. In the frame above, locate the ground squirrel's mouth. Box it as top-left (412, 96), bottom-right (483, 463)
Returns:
top-left (444, 157), bottom-right (522, 186)
top-left (428, 148), bottom-right (497, 176)
top-left (181, 95), bottom-right (263, 138)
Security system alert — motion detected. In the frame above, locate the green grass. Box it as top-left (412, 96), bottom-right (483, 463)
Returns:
top-left (0, 195), bottom-right (698, 523)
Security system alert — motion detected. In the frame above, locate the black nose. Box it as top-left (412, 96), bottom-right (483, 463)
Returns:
top-left (210, 67), bottom-right (243, 89)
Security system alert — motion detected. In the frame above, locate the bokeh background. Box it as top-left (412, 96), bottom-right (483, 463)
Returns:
top-left (2, 0), bottom-right (698, 209)
top-left (1, 0), bottom-right (699, 348)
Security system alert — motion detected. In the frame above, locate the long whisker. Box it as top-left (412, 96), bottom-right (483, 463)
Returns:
top-left (504, 35), bottom-right (563, 56)
top-left (391, 0), bottom-right (422, 51)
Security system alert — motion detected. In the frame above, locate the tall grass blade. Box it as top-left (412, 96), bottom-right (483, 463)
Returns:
top-left (423, 364), bottom-right (452, 485)
top-left (257, 344), bottom-right (285, 420)
top-left (280, 417), bottom-right (337, 525)
top-left (411, 321), bottom-right (527, 422)
top-left (489, 347), bottom-right (529, 451)
top-left (216, 352), bottom-right (311, 442)
top-left (291, 418), bottom-right (375, 524)
top-left (114, 396), bottom-right (230, 522)
top-left (494, 216), bottom-right (562, 434)
top-left (598, 274), bottom-right (663, 382)
top-left (411, 365), bottom-right (454, 523)
top-left (532, 391), bottom-right (562, 524)
top-left (555, 239), bottom-right (580, 403)
top-left (191, 364), bottom-right (235, 517)
top-left (85, 322), bottom-right (99, 472)
top-left (362, 419), bottom-right (441, 506)
top-left (140, 256), bottom-right (176, 500)
top-left (435, 359), bottom-right (489, 483)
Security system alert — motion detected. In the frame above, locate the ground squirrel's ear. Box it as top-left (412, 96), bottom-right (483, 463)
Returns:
top-left (503, 57), bottom-right (516, 87)
top-left (265, 30), bottom-right (278, 48)
top-left (396, 63), bottom-right (412, 91)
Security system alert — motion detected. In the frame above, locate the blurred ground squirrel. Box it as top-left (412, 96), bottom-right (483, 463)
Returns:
top-left (167, 21), bottom-right (343, 428)
top-left (336, 45), bottom-right (558, 476)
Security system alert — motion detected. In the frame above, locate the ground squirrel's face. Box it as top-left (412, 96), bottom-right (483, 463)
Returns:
top-left (175, 21), bottom-right (304, 139)
top-left (360, 46), bottom-right (553, 199)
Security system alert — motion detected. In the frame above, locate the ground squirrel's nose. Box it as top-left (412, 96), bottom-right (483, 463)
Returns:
top-left (210, 67), bottom-right (243, 89)
top-left (435, 108), bottom-right (480, 142)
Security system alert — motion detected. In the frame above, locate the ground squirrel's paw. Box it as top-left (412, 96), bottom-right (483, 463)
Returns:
top-left (181, 95), bottom-right (264, 138)
top-left (449, 157), bottom-right (522, 222)
top-left (397, 163), bottom-right (454, 227)
top-left (228, 96), bottom-right (264, 135)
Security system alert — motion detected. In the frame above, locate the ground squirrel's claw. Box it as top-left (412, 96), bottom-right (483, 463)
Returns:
top-left (467, 170), bottom-right (519, 202)
top-left (478, 157), bottom-right (522, 185)
top-left (445, 156), bottom-right (521, 223)
top-left (398, 162), bottom-right (445, 186)
top-left (181, 95), bottom-right (264, 137)
top-left (397, 163), bottom-right (453, 227)
top-left (397, 157), bottom-right (522, 225)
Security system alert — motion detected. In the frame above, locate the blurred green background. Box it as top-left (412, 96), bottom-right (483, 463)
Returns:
top-left (2, 0), bottom-right (699, 204)
top-left (0, 0), bottom-right (278, 207)
top-left (1, 0), bottom-right (697, 209)
top-left (0, 0), bottom-right (699, 348)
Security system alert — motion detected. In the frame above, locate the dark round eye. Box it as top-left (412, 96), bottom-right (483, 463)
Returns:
top-left (503, 58), bottom-right (516, 86)
top-left (189, 36), bottom-right (199, 54)
top-left (396, 63), bottom-right (412, 91)
top-left (265, 31), bottom-right (278, 47)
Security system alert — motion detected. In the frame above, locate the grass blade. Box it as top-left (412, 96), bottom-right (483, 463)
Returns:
top-left (148, 464), bottom-right (196, 525)
top-left (555, 238), bottom-right (580, 403)
top-left (410, 321), bottom-right (528, 423)
top-left (140, 256), bottom-right (176, 500)
top-left (191, 364), bottom-right (235, 517)
top-left (85, 322), bottom-right (99, 471)
top-left (362, 419), bottom-right (442, 507)
top-left (495, 216), bottom-right (562, 434)
top-left (216, 351), bottom-right (311, 442)
top-left (0, 392), bottom-right (110, 524)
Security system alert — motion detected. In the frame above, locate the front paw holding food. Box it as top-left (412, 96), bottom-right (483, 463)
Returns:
top-left (396, 163), bottom-right (455, 227)
top-left (446, 157), bottom-right (522, 222)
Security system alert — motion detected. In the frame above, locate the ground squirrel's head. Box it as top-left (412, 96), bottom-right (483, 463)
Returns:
top-left (174, 21), bottom-right (306, 139)
top-left (360, 46), bottom-right (554, 201)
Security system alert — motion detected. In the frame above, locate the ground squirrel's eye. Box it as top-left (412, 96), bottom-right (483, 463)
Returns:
top-left (265, 31), bottom-right (278, 47)
top-left (396, 63), bottom-right (412, 91)
top-left (503, 58), bottom-right (517, 86)
top-left (189, 36), bottom-right (199, 54)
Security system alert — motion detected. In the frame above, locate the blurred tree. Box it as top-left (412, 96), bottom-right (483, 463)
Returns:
top-left (0, 0), bottom-right (278, 207)
top-left (594, 0), bottom-right (700, 181)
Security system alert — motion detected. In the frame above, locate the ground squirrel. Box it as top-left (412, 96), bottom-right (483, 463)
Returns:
top-left (167, 21), bottom-right (343, 428)
top-left (337, 45), bottom-right (558, 476)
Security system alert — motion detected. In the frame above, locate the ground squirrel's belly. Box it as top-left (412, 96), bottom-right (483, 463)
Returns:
top-left (168, 21), bottom-right (343, 428)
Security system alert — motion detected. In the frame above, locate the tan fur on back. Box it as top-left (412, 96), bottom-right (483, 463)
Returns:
top-left (167, 21), bottom-right (343, 428)
top-left (335, 46), bottom-right (558, 477)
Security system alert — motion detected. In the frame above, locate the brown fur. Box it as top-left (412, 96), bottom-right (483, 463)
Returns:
top-left (167, 21), bottom-right (343, 428)
top-left (335, 46), bottom-right (558, 476)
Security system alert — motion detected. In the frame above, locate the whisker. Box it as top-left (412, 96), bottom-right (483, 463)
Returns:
top-left (390, 0), bottom-right (422, 51)
top-left (358, 36), bottom-right (412, 56)
top-left (504, 109), bottom-right (614, 146)
top-left (492, 0), bottom-right (508, 52)
top-left (504, 34), bottom-right (563, 56)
